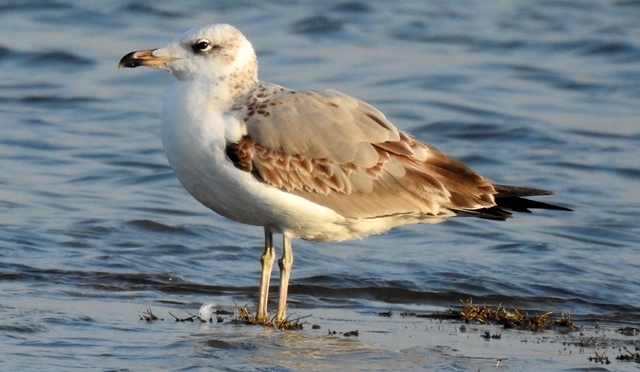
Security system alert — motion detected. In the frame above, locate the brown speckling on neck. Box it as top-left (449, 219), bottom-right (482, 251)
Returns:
top-left (232, 81), bottom-right (293, 116)
top-left (224, 60), bottom-right (258, 102)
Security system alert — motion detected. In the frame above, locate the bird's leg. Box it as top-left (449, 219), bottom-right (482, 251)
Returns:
top-left (257, 228), bottom-right (275, 322)
top-left (276, 233), bottom-right (294, 323)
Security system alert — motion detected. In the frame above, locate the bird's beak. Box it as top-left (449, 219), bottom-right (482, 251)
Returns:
top-left (118, 49), bottom-right (176, 69)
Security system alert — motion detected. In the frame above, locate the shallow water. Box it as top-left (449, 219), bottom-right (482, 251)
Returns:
top-left (1, 0), bottom-right (640, 370)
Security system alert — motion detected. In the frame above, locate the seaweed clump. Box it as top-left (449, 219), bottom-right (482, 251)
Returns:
top-left (233, 306), bottom-right (307, 330)
top-left (454, 299), bottom-right (576, 332)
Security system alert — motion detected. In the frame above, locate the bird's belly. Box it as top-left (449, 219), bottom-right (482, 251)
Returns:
top-left (170, 151), bottom-right (451, 242)
top-left (163, 132), bottom-right (355, 241)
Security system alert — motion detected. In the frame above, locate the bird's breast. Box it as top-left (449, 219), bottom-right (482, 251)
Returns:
top-left (159, 85), bottom-right (350, 238)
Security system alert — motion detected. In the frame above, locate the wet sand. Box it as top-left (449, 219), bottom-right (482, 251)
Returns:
top-left (146, 301), bottom-right (640, 370)
top-left (4, 290), bottom-right (640, 370)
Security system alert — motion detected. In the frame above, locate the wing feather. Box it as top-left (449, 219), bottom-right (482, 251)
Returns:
top-left (229, 84), bottom-right (499, 218)
top-left (228, 84), bottom-right (571, 220)
top-left (244, 88), bottom-right (398, 166)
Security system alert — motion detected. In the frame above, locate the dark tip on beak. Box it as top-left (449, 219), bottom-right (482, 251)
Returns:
top-left (118, 49), bottom-right (174, 69)
top-left (118, 51), bottom-right (144, 68)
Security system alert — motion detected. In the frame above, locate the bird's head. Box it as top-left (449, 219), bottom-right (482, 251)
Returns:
top-left (119, 23), bottom-right (258, 84)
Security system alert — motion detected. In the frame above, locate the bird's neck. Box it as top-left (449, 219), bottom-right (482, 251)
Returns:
top-left (195, 73), bottom-right (258, 114)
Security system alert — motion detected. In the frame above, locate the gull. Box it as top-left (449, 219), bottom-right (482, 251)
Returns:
top-left (118, 24), bottom-right (570, 325)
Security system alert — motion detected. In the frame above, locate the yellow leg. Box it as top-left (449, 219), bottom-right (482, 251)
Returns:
top-left (276, 233), bottom-right (293, 323)
top-left (257, 228), bottom-right (275, 321)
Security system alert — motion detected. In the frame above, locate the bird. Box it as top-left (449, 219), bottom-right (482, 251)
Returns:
top-left (118, 23), bottom-right (570, 325)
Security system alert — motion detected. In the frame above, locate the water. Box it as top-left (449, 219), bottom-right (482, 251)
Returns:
top-left (1, 0), bottom-right (639, 370)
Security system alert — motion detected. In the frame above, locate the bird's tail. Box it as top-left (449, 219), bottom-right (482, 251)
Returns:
top-left (454, 184), bottom-right (572, 220)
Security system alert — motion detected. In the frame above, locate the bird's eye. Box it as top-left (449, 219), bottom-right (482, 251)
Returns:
top-left (193, 39), bottom-right (214, 53)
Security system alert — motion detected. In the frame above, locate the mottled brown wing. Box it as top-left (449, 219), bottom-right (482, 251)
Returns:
top-left (230, 87), bottom-right (498, 219)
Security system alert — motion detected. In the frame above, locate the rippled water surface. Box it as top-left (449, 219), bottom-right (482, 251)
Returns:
top-left (2, 1), bottom-right (640, 370)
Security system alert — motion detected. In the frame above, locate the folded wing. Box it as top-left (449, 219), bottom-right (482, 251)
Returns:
top-left (227, 85), bottom-right (567, 220)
